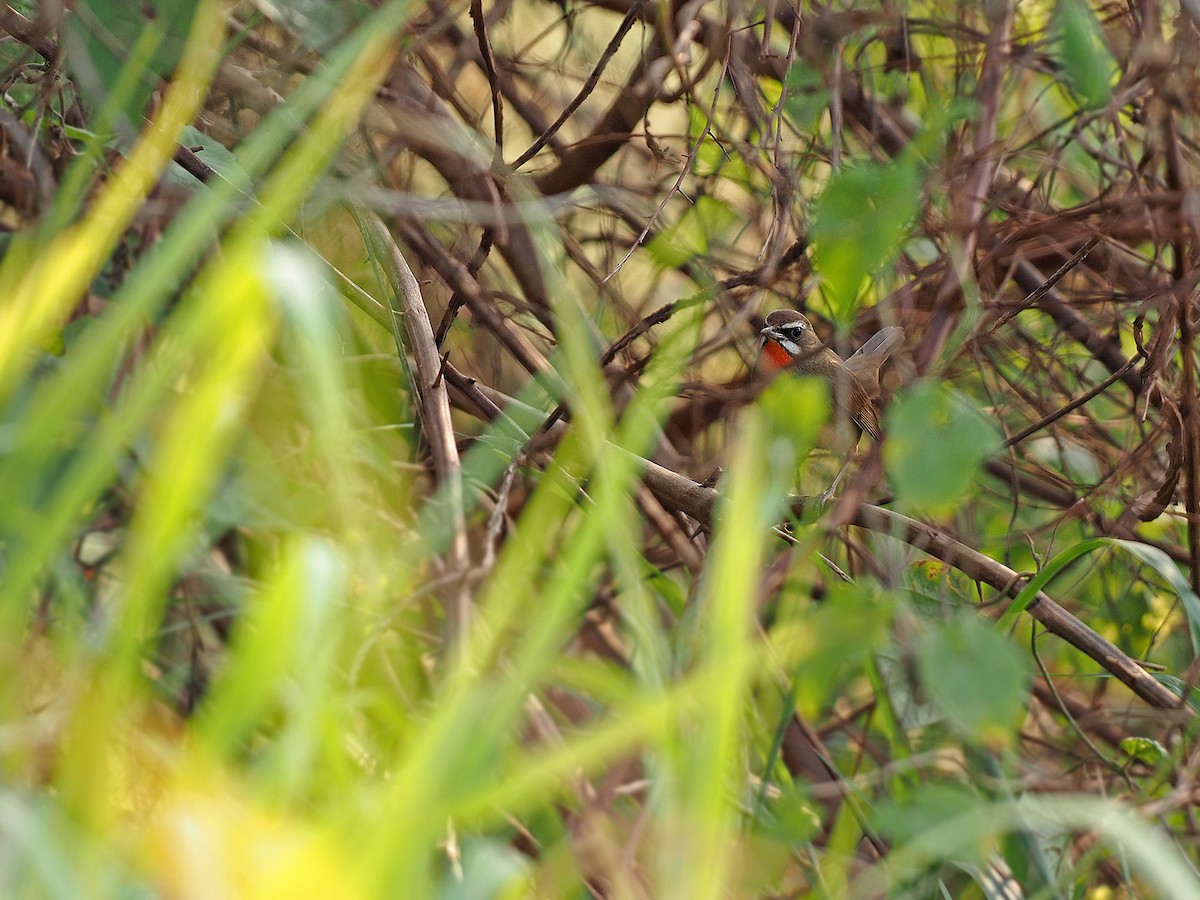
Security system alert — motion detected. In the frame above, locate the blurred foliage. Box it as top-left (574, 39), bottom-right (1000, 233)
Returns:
top-left (1, 0), bottom-right (1200, 897)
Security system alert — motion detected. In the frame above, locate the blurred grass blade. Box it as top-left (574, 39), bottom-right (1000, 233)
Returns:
top-left (0, 0), bottom-right (413, 613)
top-left (671, 407), bottom-right (791, 899)
top-left (0, 0), bottom-right (224, 398)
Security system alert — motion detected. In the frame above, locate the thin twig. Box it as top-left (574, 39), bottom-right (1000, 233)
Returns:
top-left (469, 0), bottom-right (504, 165)
top-left (1002, 350), bottom-right (1144, 448)
top-left (989, 236), bottom-right (1103, 333)
top-left (509, 0), bottom-right (647, 171)
top-left (601, 29), bottom-right (731, 283)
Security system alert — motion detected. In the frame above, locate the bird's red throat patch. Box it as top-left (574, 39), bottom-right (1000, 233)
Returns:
top-left (761, 338), bottom-right (794, 370)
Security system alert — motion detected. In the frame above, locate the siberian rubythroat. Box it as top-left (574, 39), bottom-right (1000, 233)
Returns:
top-left (758, 309), bottom-right (904, 499)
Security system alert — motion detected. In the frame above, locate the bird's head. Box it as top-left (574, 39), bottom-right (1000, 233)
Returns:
top-left (759, 309), bottom-right (822, 368)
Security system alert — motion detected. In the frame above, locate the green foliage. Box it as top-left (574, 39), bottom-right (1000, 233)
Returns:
top-left (916, 616), bottom-right (1031, 748)
top-left (1055, 0), bottom-right (1116, 110)
top-left (63, 0), bottom-right (200, 129)
top-left (647, 195), bottom-right (738, 270)
top-left (757, 374), bottom-right (830, 479)
top-left (997, 538), bottom-right (1200, 658)
top-left (781, 64), bottom-right (829, 134)
top-left (1, 0), bottom-right (1198, 897)
top-left (1120, 736), bottom-right (1168, 767)
top-left (883, 381), bottom-right (1002, 515)
top-left (810, 158), bottom-right (922, 322)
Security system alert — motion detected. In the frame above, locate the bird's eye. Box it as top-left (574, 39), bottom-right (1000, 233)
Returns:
top-left (783, 323), bottom-right (805, 336)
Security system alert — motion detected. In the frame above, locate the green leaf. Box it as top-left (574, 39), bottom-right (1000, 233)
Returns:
top-left (781, 64), bottom-right (829, 134)
top-left (647, 195), bottom-right (738, 269)
top-left (1119, 737), bottom-right (1168, 767)
top-left (63, 0), bottom-right (200, 127)
top-left (916, 617), bottom-right (1030, 748)
top-left (883, 382), bottom-right (1001, 515)
top-left (757, 374), bottom-right (830, 469)
top-left (875, 783), bottom-right (980, 848)
top-left (1114, 540), bottom-right (1200, 657)
top-left (789, 583), bottom-right (893, 714)
top-left (996, 538), bottom-right (1200, 656)
top-left (1147, 674), bottom-right (1200, 711)
top-left (1056, 0), bottom-right (1115, 110)
top-left (168, 126), bottom-right (255, 193)
top-left (995, 537), bottom-right (1110, 631)
top-left (810, 159), bottom-right (921, 322)
top-left (1028, 436), bottom-right (1102, 483)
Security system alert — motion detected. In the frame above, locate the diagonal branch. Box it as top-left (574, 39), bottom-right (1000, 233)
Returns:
top-left (357, 208), bottom-right (472, 643)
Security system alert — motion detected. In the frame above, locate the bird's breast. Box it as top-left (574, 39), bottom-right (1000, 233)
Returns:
top-left (761, 338), bottom-right (795, 370)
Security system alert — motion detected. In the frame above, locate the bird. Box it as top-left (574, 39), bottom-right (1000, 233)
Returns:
top-left (758, 309), bottom-right (904, 501)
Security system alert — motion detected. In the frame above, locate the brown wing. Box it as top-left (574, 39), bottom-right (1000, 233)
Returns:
top-left (849, 384), bottom-right (881, 441)
top-left (828, 366), bottom-right (880, 441)
top-left (844, 326), bottom-right (904, 398)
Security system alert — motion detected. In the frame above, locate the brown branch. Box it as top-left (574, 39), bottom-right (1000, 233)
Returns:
top-left (0, 4), bottom-right (216, 185)
top-left (1012, 259), bottom-right (1147, 398)
top-left (433, 230), bottom-right (493, 349)
top-left (0, 4), bottom-right (59, 64)
top-left (384, 63), bottom-right (554, 322)
top-left (510, 0), bottom-right (647, 171)
top-left (531, 35), bottom-right (666, 196)
top-left (915, 0), bottom-right (1012, 372)
top-left (989, 236), bottom-right (1102, 334)
top-left (640, 460), bottom-right (1182, 710)
top-left (469, 0), bottom-right (504, 165)
top-left (395, 219), bottom-right (550, 377)
top-left (1163, 115), bottom-right (1200, 597)
top-left (1001, 350), bottom-right (1144, 449)
top-left (358, 209), bottom-right (472, 643)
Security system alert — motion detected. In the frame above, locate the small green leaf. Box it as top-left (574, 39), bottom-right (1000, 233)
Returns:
top-left (916, 617), bottom-right (1031, 748)
top-left (1120, 737), bottom-right (1168, 767)
top-left (883, 382), bottom-right (1001, 514)
top-left (811, 159), bottom-right (921, 322)
top-left (781, 64), bottom-right (829, 134)
top-left (757, 375), bottom-right (830, 452)
top-left (1056, 0), bottom-right (1115, 110)
top-left (167, 126), bottom-right (255, 193)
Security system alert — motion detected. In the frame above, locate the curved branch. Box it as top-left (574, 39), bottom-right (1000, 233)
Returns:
top-left (635, 460), bottom-right (1183, 711)
top-left (358, 209), bottom-right (472, 642)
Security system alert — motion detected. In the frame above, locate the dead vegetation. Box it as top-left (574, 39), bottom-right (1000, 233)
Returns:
top-left (5, 0), bottom-right (1200, 893)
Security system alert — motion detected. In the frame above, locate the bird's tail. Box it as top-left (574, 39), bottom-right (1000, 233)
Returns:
top-left (844, 325), bottom-right (904, 396)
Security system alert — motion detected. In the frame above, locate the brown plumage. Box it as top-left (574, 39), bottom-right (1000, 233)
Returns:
top-left (759, 309), bottom-right (904, 499)
top-left (759, 309), bottom-right (903, 440)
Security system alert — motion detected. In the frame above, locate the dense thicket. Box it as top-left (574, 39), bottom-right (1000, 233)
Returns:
top-left (3, 0), bottom-right (1200, 895)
